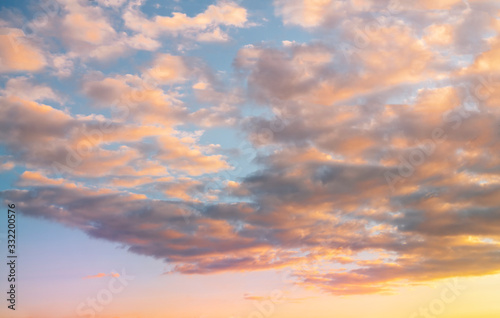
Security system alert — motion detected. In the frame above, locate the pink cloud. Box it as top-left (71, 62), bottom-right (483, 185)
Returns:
top-left (83, 272), bottom-right (120, 280)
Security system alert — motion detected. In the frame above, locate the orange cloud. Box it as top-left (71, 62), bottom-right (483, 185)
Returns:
top-left (147, 54), bottom-right (190, 84)
top-left (274, 0), bottom-right (335, 28)
top-left (83, 272), bottom-right (120, 280)
top-left (0, 28), bottom-right (46, 73)
top-left (124, 0), bottom-right (247, 41)
top-left (2, 0), bottom-right (500, 300)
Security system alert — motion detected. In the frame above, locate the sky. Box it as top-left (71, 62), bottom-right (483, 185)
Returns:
top-left (0, 0), bottom-right (500, 317)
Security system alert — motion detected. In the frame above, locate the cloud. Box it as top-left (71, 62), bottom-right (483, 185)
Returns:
top-left (235, 34), bottom-right (438, 115)
top-left (36, 0), bottom-right (131, 61)
top-left (95, 0), bottom-right (127, 8)
top-left (51, 54), bottom-right (74, 77)
top-left (1, 0), bottom-right (161, 66)
top-left (83, 272), bottom-right (120, 280)
top-left (123, 0), bottom-right (247, 41)
top-left (0, 28), bottom-right (46, 73)
top-left (196, 27), bottom-right (230, 42)
top-left (243, 292), bottom-right (313, 303)
top-left (0, 159), bottom-right (15, 172)
top-left (274, 0), bottom-right (337, 28)
top-left (1, 76), bottom-right (61, 103)
top-left (147, 54), bottom-right (190, 84)
top-left (125, 34), bottom-right (161, 51)
top-left (1, 0), bottom-right (500, 298)
top-left (273, 0), bottom-right (473, 29)
top-left (0, 71), bottom-right (231, 180)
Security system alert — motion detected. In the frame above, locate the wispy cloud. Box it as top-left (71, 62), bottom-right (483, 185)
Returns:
top-left (83, 272), bottom-right (120, 280)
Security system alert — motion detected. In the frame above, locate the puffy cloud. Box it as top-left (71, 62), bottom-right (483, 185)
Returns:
top-left (38, 0), bottom-right (130, 61)
top-left (81, 72), bottom-right (188, 126)
top-left (196, 27), bottom-right (230, 42)
top-left (0, 183), bottom-right (296, 274)
top-left (80, 72), bottom-right (232, 176)
top-left (51, 54), bottom-right (74, 77)
top-left (1, 76), bottom-right (61, 103)
top-left (274, 0), bottom-right (337, 28)
top-left (225, 2), bottom-right (500, 293)
top-left (235, 32), bottom-right (437, 109)
top-left (0, 28), bottom-right (46, 73)
top-left (0, 70), bottom-right (230, 181)
top-left (155, 133), bottom-right (231, 176)
top-left (0, 0), bottom-right (161, 66)
top-left (61, 9), bottom-right (116, 45)
top-left (17, 171), bottom-right (73, 187)
top-left (125, 33), bottom-right (161, 51)
top-left (423, 24), bottom-right (454, 46)
top-left (0, 96), bottom-right (73, 149)
top-left (147, 54), bottom-right (190, 84)
top-left (95, 0), bottom-right (127, 8)
top-left (123, 0), bottom-right (247, 41)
